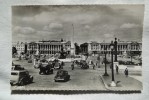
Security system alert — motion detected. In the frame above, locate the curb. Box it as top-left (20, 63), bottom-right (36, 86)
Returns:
top-left (99, 75), bottom-right (142, 92)
top-left (99, 75), bottom-right (111, 91)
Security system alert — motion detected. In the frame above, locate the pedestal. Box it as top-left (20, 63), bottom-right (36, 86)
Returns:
top-left (70, 48), bottom-right (75, 56)
top-left (110, 81), bottom-right (116, 87)
top-left (103, 73), bottom-right (109, 76)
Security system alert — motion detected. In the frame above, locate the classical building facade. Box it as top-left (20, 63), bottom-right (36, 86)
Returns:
top-left (12, 40), bottom-right (142, 56)
top-left (80, 41), bottom-right (142, 56)
top-left (88, 41), bottom-right (100, 55)
top-left (80, 43), bottom-right (88, 54)
top-left (27, 40), bottom-right (71, 55)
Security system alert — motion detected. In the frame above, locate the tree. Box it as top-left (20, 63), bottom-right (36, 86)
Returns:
top-left (12, 47), bottom-right (17, 55)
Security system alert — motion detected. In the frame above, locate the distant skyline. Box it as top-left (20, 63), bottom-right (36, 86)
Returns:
top-left (12, 5), bottom-right (144, 44)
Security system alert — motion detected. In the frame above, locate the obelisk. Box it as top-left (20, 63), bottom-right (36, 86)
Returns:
top-left (70, 24), bottom-right (75, 56)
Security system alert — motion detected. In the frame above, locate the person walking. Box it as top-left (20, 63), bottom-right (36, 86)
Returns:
top-left (124, 68), bottom-right (128, 77)
top-left (71, 62), bottom-right (74, 70)
top-left (116, 65), bottom-right (119, 74)
top-left (91, 61), bottom-right (95, 69)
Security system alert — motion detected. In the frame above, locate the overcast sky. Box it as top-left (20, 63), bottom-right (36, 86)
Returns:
top-left (12, 5), bottom-right (144, 44)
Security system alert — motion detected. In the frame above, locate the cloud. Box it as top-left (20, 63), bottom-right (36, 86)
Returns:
top-left (13, 26), bottom-right (36, 35)
top-left (104, 33), bottom-right (114, 38)
top-left (120, 23), bottom-right (139, 29)
top-left (36, 30), bottom-right (54, 36)
top-left (43, 22), bottom-right (63, 33)
top-left (12, 5), bottom-right (144, 43)
top-left (84, 25), bottom-right (90, 29)
top-left (49, 23), bottom-right (63, 30)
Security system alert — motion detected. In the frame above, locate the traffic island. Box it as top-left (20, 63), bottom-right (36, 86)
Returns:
top-left (99, 73), bottom-right (142, 91)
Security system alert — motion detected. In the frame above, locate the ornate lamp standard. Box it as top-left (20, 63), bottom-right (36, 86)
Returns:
top-left (114, 38), bottom-right (118, 62)
top-left (110, 41), bottom-right (116, 87)
top-left (103, 46), bottom-right (109, 76)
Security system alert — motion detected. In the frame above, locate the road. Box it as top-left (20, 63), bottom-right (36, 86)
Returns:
top-left (11, 59), bottom-right (106, 91)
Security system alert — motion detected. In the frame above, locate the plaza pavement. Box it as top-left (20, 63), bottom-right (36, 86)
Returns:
top-left (11, 56), bottom-right (142, 92)
top-left (99, 69), bottom-right (142, 91)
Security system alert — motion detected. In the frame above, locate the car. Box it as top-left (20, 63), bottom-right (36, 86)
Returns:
top-left (80, 60), bottom-right (89, 69)
top-left (10, 70), bottom-right (33, 86)
top-left (54, 70), bottom-right (70, 82)
top-left (52, 59), bottom-right (62, 69)
top-left (39, 62), bottom-right (53, 75)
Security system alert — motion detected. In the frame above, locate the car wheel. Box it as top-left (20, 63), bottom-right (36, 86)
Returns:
top-left (30, 77), bottom-right (33, 83)
top-left (39, 71), bottom-right (42, 75)
top-left (64, 77), bottom-right (67, 82)
top-left (67, 76), bottom-right (70, 81)
top-left (46, 70), bottom-right (50, 75)
top-left (51, 70), bottom-right (53, 74)
top-left (19, 80), bottom-right (24, 86)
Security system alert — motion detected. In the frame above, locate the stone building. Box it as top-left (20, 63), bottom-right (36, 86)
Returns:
top-left (80, 40), bottom-right (142, 56)
top-left (12, 42), bottom-right (27, 55)
top-left (27, 40), bottom-right (71, 55)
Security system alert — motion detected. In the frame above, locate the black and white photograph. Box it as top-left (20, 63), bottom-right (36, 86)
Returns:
top-left (11, 5), bottom-right (144, 93)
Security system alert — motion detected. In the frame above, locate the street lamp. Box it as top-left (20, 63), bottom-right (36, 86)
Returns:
top-left (110, 41), bottom-right (116, 87)
top-left (103, 46), bottom-right (109, 76)
top-left (114, 38), bottom-right (118, 62)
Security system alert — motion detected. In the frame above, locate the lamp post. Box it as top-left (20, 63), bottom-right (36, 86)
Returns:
top-left (103, 46), bottom-right (109, 76)
top-left (114, 38), bottom-right (117, 62)
top-left (110, 41), bottom-right (116, 87)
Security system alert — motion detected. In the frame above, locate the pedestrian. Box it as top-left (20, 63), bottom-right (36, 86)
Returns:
top-left (71, 62), bottom-right (74, 70)
top-left (96, 60), bottom-right (100, 68)
top-left (61, 61), bottom-right (65, 66)
top-left (124, 68), bottom-right (128, 77)
top-left (91, 61), bottom-right (95, 69)
top-left (93, 63), bottom-right (95, 69)
top-left (116, 65), bottom-right (119, 74)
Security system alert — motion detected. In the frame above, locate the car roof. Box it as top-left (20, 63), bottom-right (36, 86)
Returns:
top-left (11, 70), bottom-right (27, 73)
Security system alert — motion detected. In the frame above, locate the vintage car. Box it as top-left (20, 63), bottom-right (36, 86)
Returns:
top-left (80, 60), bottom-right (89, 69)
top-left (39, 62), bottom-right (53, 75)
top-left (53, 59), bottom-right (62, 69)
top-left (10, 70), bottom-right (33, 86)
top-left (54, 70), bottom-right (70, 82)
top-left (12, 64), bottom-right (25, 70)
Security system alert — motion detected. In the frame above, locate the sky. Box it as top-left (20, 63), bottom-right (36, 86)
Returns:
top-left (12, 5), bottom-right (144, 44)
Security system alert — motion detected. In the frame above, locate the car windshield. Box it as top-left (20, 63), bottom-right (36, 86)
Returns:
top-left (20, 72), bottom-right (28, 75)
top-left (11, 72), bottom-right (18, 75)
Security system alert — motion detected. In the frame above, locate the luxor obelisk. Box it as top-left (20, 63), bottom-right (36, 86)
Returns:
top-left (70, 24), bottom-right (75, 56)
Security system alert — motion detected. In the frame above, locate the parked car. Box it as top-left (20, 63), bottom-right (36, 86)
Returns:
top-left (10, 70), bottom-right (33, 86)
top-left (54, 70), bottom-right (70, 82)
top-left (53, 59), bottom-right (62, 69)
top-left (80, 60), bottom-right (89, 69)
top-left (39, 62), bottom-right (53, 75)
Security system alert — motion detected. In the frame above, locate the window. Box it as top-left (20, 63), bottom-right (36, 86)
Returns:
top-left (11, 72), bottom-right (18, 75)
top-left (20, 72), bottom-right (27, 76)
